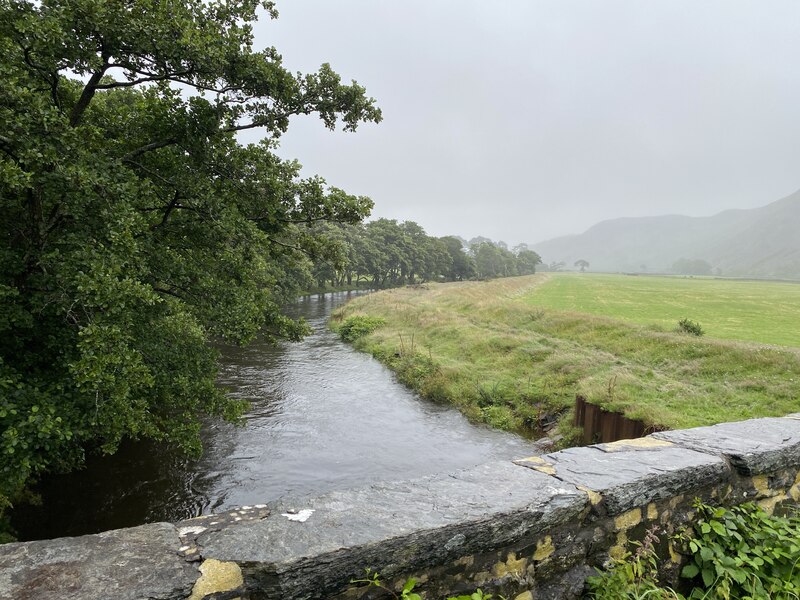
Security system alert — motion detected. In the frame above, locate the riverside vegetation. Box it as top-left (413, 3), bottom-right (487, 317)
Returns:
top-left (353, 501), bottom-right (800, 600)
top-left (331, 274), bottom-right (800, 440)
top-left (0, 0), bottom-right (383, 534)
top-left (588, 500), bottom-right (800, 599)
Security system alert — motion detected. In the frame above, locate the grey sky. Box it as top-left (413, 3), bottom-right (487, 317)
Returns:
top-left (249, 1), bottom-right (800, 246)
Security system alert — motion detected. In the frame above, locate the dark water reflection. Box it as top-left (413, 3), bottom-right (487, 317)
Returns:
top-left (14, 291), bottom-right (539, 541)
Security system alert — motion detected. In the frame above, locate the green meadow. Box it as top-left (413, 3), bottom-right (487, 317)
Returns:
top-left (529, 273), bottom-right (800, 348)
top-left (332, 274), bottom-right (800, 442)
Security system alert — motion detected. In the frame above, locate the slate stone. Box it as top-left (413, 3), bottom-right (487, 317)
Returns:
top-left (196, 460), bottom-right (587, 599)
top-left (652, 417), bottom-right (800, 475)
top-left (531, 439), bottom-right (728, 514)
top-left (0, 522), bottom-right (197, 600)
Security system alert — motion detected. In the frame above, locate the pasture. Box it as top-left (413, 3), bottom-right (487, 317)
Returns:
top-left (528, 273), bottom-right (800, 348)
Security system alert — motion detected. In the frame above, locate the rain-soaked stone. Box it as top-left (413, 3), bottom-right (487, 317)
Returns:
top-left (653, 417), bottom-right (800, 475)
top-left (0, 522), bottom-right (197, 600)
top-left (517, 437), bottom-right (729, 514)
top-left (195, 460), bottom-right (587, 599)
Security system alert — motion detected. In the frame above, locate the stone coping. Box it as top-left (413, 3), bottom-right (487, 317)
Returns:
top-left (2, 414), bottom-right (800, 599)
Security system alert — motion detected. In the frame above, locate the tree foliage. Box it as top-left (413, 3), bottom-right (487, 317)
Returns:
top-left (308, 222), bottom-right (540, 289)
top-left (0, 0), bottom-right (380, 508)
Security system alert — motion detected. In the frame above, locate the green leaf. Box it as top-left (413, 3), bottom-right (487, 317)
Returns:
top-left (682, 564), bottom-right (700, 579)
top-left (710, 521), bottom-right (726, 536)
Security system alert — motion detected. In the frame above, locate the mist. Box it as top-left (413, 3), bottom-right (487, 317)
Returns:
top-left (245, 1), bottom-right (800, 246)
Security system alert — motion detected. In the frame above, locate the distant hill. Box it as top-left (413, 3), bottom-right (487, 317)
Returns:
top-left (532, 189), bottom-right (800, 279)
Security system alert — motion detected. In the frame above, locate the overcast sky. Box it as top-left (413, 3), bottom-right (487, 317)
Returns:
top-left (247, 1), bottom-right (800, 246)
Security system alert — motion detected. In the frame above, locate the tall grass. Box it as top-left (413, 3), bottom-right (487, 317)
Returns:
top-left (331, 275), bottom-right (800, 439)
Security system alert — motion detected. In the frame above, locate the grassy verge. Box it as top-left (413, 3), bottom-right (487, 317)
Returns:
top-left (331, 275), bottom-right (800, 441)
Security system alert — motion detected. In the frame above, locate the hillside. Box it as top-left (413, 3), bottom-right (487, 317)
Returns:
top-left (533, 190), bottom-right (800, 279)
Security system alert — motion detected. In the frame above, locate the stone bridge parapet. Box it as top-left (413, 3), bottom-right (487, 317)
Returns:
top-left (2, 415), bottom-right (800, 600)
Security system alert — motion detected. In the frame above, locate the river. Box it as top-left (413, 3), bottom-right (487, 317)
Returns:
top-left (13, 291), bottom-right (539, 541)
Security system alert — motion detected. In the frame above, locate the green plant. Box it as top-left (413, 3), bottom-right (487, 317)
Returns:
top-left (351, 570), bottom-right (423, 600)
top-left (676, 319), bottom-right (704, 336)
top-left (677, 500), bottom-right (800, 599)
top-left (351, 569), bottom-right (496, 600)
top-left (338, 315), bottom-right (387, 342)
top-left (587, 526), bottom-right (683, 599)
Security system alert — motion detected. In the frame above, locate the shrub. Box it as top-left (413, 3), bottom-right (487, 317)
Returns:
top-left (587, 526), bottom-right (681, 599)
top-left (590, 501), bottom-right (800, 600)
top-left (677, 500), bottom-right (800, 599)
top-left (338, 315), bottom-right (386, 342)
top-left (676, 319), bottom-right (704, 336)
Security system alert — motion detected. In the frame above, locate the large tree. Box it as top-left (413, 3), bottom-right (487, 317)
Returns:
top-left (0, 0), bottom-right (380, 510)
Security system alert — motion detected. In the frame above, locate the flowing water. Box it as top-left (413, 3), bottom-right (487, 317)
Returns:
top-left (13, 291), bottom-right (540, 541)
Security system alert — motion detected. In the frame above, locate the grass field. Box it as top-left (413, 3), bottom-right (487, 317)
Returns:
top-left (528, 273), bottom-right (800, 348)
top-left (331, 274), bottom-right (800, 441)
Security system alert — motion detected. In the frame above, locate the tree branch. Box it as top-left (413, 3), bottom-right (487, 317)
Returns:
top-left (122, 138), bottom-right (179, 161)
top-left (69, 60), bottom-right (111, 126)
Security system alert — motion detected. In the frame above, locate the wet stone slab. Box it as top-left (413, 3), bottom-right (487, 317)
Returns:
top-left (196, 460), bottom-right (587, 599)
top-left (0, 522), bottom-right (197, 600)
top-left (653, 417), bottom-right (800, 476)
top-left (516, 437), bottom-right (729, 514)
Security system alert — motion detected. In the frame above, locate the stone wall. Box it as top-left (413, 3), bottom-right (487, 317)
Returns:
top-left (2, 415), bottom-right (800, 600)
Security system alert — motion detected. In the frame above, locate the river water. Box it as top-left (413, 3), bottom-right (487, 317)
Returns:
top-left (14, 291), bottom-right (539, 541)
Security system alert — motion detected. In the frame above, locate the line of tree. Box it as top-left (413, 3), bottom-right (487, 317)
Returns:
top-left (307, 220), bottom-right (543, 289)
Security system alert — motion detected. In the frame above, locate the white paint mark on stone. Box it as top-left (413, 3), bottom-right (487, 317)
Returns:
top-left (282, 509), bottom-right (315, 522)
top-left (179, 545), bottom-right (191, 552)
top-left (547, 486), bottom-right (576, 496)
top-left (178, 525), bottom-right (207, 536)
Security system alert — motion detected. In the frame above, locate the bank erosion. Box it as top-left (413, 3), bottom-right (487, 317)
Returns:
top-left (331, 274), bottom-right (800, 442)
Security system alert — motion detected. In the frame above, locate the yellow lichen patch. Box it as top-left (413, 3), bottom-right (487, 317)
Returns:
top-left (454, 555), bottom-right (475, 568)
top-left (473, 571), bottom-right (492, 584)
top-left (602, 438), bottom-right (674, 452)
top-left (189, 559), bottom-right (244, 600)
top-left (659, 509), bottom-right (672, 525)
top-left (668, 495), bottom-right (685, 510)
top-left (609, 531), bottom-right (628, 561)
top-left (533, 536), bottom-right (555, 562)
top-left (514, 592), bottom-right (534, 600)
top-left (668, 541), bottom-right (682, 564)
top-left (758, 494), bottom-right (788, 515)
top-left (646, 503), bottom-right (658, 521)
top-left (576, 485), bottom-right (602, 506)
top-left (614, 508), bottom-right (642, 531)
top-left (493, 552), bottom-right (528, 578)
top-left (515, 456), bottom-right (557, 476)
top-left (790, 472), bottom-right (800, 501)
top-left (752, 475), bottom-right (772, 497)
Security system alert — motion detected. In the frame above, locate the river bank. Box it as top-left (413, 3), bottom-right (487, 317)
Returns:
top-left (330, 275), bottom-right (800, 443)
top-left (11, 292), bottom-right (538, 541)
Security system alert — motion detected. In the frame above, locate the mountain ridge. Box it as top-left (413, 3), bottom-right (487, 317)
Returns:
top-left (532, 189), bottom-right (800, 279)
